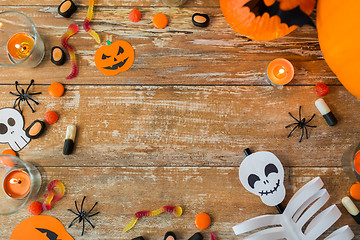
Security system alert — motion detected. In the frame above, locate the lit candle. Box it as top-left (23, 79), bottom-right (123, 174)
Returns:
top-left (266, 58), bottom-right (294, 86)
top-left (7, 33), bottom-right (34, 59)
top-left (3, 170), bottom-right (31, 199)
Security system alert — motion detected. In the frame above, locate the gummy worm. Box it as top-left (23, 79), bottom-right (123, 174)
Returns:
top-left (122, 206), bottom-right (183, 233)
top-left (211, 232), bottom-right (216, 240)
top-left (61, 24), bottom-right (79, 79)
top-left (83, 0), bottom-right (100, 43)
top-left (42, 180), bottom-right (66, 211)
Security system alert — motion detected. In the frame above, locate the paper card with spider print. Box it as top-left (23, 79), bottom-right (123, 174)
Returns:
top-left (0, 108), bottom-right (30, 151)
top-left (11, 215), bottom-right (74, 240)
top-left (233, 177), bottom-right (354, 240)
top-left (239, 151), bottom-right (285, 206)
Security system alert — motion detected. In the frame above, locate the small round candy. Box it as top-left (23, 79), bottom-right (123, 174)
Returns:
top-left (48, 82), bottom-right (64, 98)
top-left (44, 111), bottom-right (59, 125)
top-left (350, 182), bottom-right (360, 200)
top-left (129, 9), bottom-right (141, 22)
top-left (1, 149), bottom-right (16, 156)
top-left (28, 201), bottom-right (42, 215)
top-left (195, 212), bottom-right (211, 230)
top-left (153, 13), bottom-right (168, 29)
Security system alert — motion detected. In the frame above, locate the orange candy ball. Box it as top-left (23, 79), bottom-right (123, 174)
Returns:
top-left (1, 149), bottom-right (17, 156)
top-left (195, 212), bottom-right (211, 230)
top-left (44, 111), bottom-right (59, 124)
top-left (354, 151), bottom-right (360, 174)
top-left (350, 182), bottom-right (360, 200)
top-left (153, 13), bottom-right (168, 29)
top-left (48, 82), bottom-right (64, 98)
top-left (28, 201), bottom-right (42, 215)
top-left (129, 9), bottom-right (141, 22)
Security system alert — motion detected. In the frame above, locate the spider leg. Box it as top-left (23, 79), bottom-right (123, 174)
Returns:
top-left (84, 216), bottom-right (95, 229)
top-left (285, 123), bottom-right (298, 128)
top-left (288, 125), bottom-right (298, 138)
top-left (75, 200), bottom-right (80, 214)
top-left (288, 112), bottom-right (300, 122)
top-left (68, 209), bottom-right (79, 216)
top-left (81, 196), bottom-right (86, 213)
top-left (12, 97), bottom-right (20, 109)
top-left (88, 211), bottom-right (100, 218)
top-left (304, 114), bottom-right (316, 124)
top-left (25, 79), bottom-right (34, 93)
top-left (306, 125), bottom-right (317, 128)
top-left (27, 96), bottom-right (40, 105)
top-left (68, 216), bottom-right (80, 228)
top-left (87, 202), bottom-right (98, 215)
top-left (17, 99), bottom-right (22, 113)
top-left (28, 92), bottom-right (42, 95)
top-left (299, 127), bottom-right (304, 142)
top-left (305, 126), bottom-right (309, 139)
top-left (9, 91), bottom-right (20, 97)
top-left (299, 106), bottom-right (302, 122)
top-left (81, 217), bottom-right (85, 236)
top-left (14, 81), bottom-right (21, 95)
top-left (24, 98), bottom-right (35, 113)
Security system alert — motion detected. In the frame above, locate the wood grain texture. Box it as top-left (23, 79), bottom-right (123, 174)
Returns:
top-left (1, 166), bottom-right (359, 239)
top-left (0, 7), bottom-right (333, 85)
top-left (0, 85), bottom-right (358, 167)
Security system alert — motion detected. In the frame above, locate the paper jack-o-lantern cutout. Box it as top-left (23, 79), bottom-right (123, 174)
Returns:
top-left (11, 215), bottom-right (74, 240)
top-left (233, 177), bottom-right (355, 240)
top-left (239, 151), bottom-right (285, 206)
top-left (220, 0), bottom-right (316, 41)
top-left (95, 40), bottom-right (134, 76)
top-left (0, 108), bottom-right (30, 151)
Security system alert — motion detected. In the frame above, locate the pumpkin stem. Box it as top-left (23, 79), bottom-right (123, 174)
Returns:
top-left (106, 40), bottom-right (112, 45)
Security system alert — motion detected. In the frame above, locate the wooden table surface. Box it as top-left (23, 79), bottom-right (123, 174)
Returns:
top-left (1, 1), bottom-right (360, 239)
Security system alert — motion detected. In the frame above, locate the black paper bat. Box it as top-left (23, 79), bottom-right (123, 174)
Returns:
top-left (36, 228), bottom-right (58, 240)
top-left (244, 0), bottom-right (315, 27)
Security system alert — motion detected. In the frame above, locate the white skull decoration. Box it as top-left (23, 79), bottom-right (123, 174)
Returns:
top-left (0, 108), bottom-right (30, 151)
top-left (239, 151), bottom-right (285, 206)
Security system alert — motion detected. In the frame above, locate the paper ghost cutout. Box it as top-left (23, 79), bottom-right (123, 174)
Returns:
top-left (0, 108), bottom-right (30, 151)
top-left (233, 177), bottom-right (354, 239)
top-left (11, 215), bottom-right (74, 240)
top-left (239, 151), bottom-right (285, 206)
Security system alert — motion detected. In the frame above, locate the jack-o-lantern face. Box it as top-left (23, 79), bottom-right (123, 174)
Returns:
top-left (95, 40), bottom-right (135, 76)
top-left (11, 215), bottom-right (74, 240)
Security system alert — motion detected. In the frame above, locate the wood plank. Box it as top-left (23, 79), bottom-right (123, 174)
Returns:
top-left (0, 166), bottom-right (358, 239)
top-left (0, 0), bottom-right (220, 7)
top-left (0, 85), bottom-right (358, 167)
top-left (0, 7), bottom-right (334, 85)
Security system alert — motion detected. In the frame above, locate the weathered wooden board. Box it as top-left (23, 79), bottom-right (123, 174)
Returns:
top-left (0, 166), bottom-right (358, 239)
top-left (0, 7), bottom-right (334, 85)
top-left (0, 85), bottom-right (358, 167)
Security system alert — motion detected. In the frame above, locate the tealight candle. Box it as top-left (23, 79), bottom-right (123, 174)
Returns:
top-left (7, 33), bottom-right (34, 59)
top-left (3, 170), bottom-right (31, 199)
top-left (266, 58), bottom-right (294, 86)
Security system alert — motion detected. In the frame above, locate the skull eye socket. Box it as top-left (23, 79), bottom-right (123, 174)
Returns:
top-left (248, 174), bottom-right (260, 189)
top-left (265, 163), bottom-right (278, 177)
top-left (0, 123), bottom-right (7, 135)
top-left (8, 118), bottom-right (15, 126)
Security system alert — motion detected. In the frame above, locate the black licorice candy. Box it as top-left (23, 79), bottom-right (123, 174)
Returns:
top-left (188, 232), bottom-right (203, 240)
top-left (315, 98), bottom-right (337, 126)
top-left (132, 237), bottom-right (145, 240)
top-left (342, 196), bottom-right (360, 224)
top-left (58, 0), bottom-right (77, 18)
top-left (192, 13), bottom-right (210, 28)
top-left (51, 47), bottom-right (66, 66)
top-left (164, 231), bottom-right (176, 240)
top-left (25, 120), bottom-right (45, 139)
top-left (63, 125), bottom-right (76, 155)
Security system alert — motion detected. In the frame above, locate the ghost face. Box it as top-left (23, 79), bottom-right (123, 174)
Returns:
top-left (0, 108), bottom-right (30, 151)
top-left (239, 151), bottom-right (285, 206)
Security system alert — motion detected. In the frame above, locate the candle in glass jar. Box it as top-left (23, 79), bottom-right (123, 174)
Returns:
top-left (266, 58), bottom-right (294, 86)
top-left (3, 170), bottom-right (31, 199)
top-left (7, 33), bottom-right (34, 59)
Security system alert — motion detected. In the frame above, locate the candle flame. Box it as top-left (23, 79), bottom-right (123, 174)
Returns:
top-left (10, 178), bottom-right (21, 184)
top-left (278, 68), bottom-right (285, 74)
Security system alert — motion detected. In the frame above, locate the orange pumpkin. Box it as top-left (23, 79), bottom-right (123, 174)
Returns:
top-left (220, 0), bottom-right (316, 41)
top-left (95, 40), bottom-right (134, 76)
top-left (317, 0), bottom-right (360, 99)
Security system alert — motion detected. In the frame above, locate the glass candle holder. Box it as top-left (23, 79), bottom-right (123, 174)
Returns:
top-left (341, 143), bottom-right (360, 182)
top-left (0, 11), bottom-right (45, 68)
top-left (266, 58), bottom-right (294, 86)
top-left (0, 155), bottom-right (41, 215)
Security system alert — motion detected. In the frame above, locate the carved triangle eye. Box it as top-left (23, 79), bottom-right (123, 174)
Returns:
top-left (117, 46), bottom-right (124, 55)
top-left (102, 54), bottom-right (110, 59)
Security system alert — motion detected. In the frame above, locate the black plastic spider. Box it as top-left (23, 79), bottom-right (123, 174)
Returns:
top-left (285, 106), bottom-right (316, 142)
top-left (9, 79), bottom-right (41, 113)
top-left (68, 196), bottom-right (100, 236)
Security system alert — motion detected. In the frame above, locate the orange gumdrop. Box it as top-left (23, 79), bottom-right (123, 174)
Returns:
top-left (350, 182), bottom-right (360, 200)
top-left (195, 212), bottom-right (211, 230)
top-left (48, 82), bottom-right (64, 98)
top-left (153, 13), bottom-right (168, 29)
top-left (354, 151), bottom-right (360, 174)
top-left (2, 149), bottom-right (17, 156)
